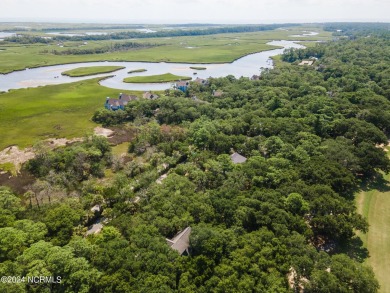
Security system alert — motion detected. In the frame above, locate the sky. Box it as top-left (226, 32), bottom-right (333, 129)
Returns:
top-left (0, 0), bottom-right (389, 24)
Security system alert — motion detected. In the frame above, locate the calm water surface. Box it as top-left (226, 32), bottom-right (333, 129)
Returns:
top-left (0, 40), bottom-right (304, 92)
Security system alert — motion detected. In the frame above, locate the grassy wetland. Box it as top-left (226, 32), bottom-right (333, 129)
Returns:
top-left (356, 146), bottom-right (390, 293)
top-left (0, 25), bottom-right (331, 74)
top-left (123, 73), bottom-right (191, 83)
top-left (0, 77), bottom-right (141, 149)
top-left (0, 25), bottom-right (329, 149)
top-left (61, 66), bottom-right (125, 77)
top-left (0, 24), bottom-right (329, 150)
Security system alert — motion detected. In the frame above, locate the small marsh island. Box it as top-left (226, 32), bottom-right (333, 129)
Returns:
top-left (61, 66), bottom-right (125, 77)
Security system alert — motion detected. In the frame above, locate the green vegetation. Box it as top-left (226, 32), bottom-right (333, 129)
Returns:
top-left (46, 42), bottom-right (157, 55)
top-left (0, 27), bottom-right (332, 73)
top-left (190, 66), bottom-right (207, 70)
top-left (7, 24), bottom-right (300, 43)
top-left (61, 66), bottom-right (125, 77)
top-left (0, 163), bottom-right (17, 176)
top-left (123, 73), bottom-right (191, 83)
top-left (0, 77), bottom-right (137, 149)
top-left (357, 147), bottom-right (390, 293)
top-left (128, 68), bottom-right (147, 74)
top-left (1, 24), bottom-right (389, 293)
top-left (112, 142), bottom-right (130, 156)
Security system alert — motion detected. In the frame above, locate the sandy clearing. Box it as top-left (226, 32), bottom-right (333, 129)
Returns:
top-left (94, 126), bottom-right (114, 137)
top-left (46, 137), bottom-right (83, 148)
top-left (0, 146), bottom-right (35, 171)
top-left (0, 127), bottom-right (114, 174)
top-left (1, 137), bottom-right (83, 173)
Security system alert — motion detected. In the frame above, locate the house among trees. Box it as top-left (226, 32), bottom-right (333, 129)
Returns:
top-left (143, 91), bottom-right (159, 100)
top-left (212, 90), bottom-right (224, 97)
top-left (176, 80), bottom-right (190, 92)
top-left (166, 227), bottom-right (191, 256)
top-left (298, 60), bottom-right (314, 66)
top-left (193, 77), bottom-right (208, 85)
top-left (175, 78), bottom-right (209, 92)
top-left (230, 152), bottom-right (247, 164)
top-left (105, 93), bottom-right (138, 110)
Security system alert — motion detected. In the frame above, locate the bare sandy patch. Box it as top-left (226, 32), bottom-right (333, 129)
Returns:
top-left (0, 137), bottom-right (84, 174)
top-left (0, 146), bottom-right (35, 171)
top-left (94, 127), bottom-right (114, 137)
top-left (1, 129), bottom-right (114, 174)
top-left (46, 137), bottom-right (83, 148)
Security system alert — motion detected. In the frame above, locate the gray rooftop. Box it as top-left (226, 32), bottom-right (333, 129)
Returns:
top-left (230, 152), bottom-right (247, 164)
top-left (86, 223), bottom-right (103, 236)
top-left (166, 227), bottom-right (191, 255)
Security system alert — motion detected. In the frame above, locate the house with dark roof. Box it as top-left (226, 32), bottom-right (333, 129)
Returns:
top-left (230, 152), bottom-right (247, 164)
top-left (143, 91), bottom-right (159, 100)
top-left (166, 227), bottom-right (191, 256)
top-left (105, 93), bottom-right (138, 110)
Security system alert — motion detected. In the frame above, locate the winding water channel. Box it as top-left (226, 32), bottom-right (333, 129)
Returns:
top-left (0, 40), bottom-right (304, 92)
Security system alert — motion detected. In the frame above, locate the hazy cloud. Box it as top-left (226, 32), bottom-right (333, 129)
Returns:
top-left (0, 0), bottom-right (389, 23)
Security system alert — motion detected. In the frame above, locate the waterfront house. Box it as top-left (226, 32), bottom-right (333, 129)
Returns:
top-left (105, 93), bottom-right (138, 110)
top-left (143, 91), bottom-right (159, 100)
top-left (193, 77), bottom-right (208, 85)
top-left (176, 80), bottom-right (190, 92)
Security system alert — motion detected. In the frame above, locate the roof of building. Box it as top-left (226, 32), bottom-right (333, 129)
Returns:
top-left (106, 98), bottom-right (123, 107)
top-left (176, 81), bottom-right (190, 87)
top-left (166, 227), bottom-right (191, 255)
top-left (120, 93), bottom-right (138, 102)
top-left (213, 90), bottom-right (223, 97)
top-left (230, 152), bottom-right (247, 164)
top-left (298, 60), bottom-right (314, 66)
top-left (143, 91), bottom-right (159, 100)
top-left (106, 94), bottom-right (138, 108)
top-left (194, 77), bottom-right (207, 85)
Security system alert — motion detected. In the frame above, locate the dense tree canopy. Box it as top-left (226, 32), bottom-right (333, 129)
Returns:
top-left (1, 25), bottom-right (390, 292)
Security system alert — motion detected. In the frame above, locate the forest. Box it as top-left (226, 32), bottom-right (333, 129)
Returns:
top-left (1, 25), bottom-right (390, 292)
top-left (41, 42), bottom-right (159, 55)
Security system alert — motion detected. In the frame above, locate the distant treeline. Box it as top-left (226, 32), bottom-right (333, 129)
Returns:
top-left (4, 24), bottom-right (299, 43)
top-left (5, 35), bottom-right (52, 44)
top-left (324, 22), bottom-right (390, 38)
top-left (41, 42), bottom-right (159, 55)
top-left (52, 24), bottom-right (299, 41)
top-left (42, 23), bottom-right (222, 31)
